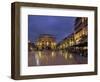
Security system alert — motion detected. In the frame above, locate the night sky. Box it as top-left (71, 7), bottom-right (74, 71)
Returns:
top-left (28, 15), bottom-right (76, 43)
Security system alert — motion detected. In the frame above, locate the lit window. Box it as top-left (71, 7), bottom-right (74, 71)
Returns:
top-left (39, 42), bottom-right (42, 46)
top-left (47, 41), bottom-right (49, 46)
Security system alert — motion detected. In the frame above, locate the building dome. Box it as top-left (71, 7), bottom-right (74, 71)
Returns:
top-left (36, 34), bottom-right (56, 50)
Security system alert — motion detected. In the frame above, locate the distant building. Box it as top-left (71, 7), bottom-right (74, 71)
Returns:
top-left (28, 40), bottom-right (35, 51)
top-left (35, 34), bottom-right (56, 50)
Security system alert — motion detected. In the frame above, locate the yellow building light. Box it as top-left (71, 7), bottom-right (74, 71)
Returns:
top-left (60, 45), bottom-right (62, 49)
top-left (53, 42), bottom-right (56, 46)
top-left (46, 41), bottom-right (49, 46)
top-left (39, 42), bottom-right (42, 46)
top-left (63, 44), bottom-right (66, 48)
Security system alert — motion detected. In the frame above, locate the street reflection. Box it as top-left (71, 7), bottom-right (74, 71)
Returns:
top-left (28, 50), bottom-right (87, 66)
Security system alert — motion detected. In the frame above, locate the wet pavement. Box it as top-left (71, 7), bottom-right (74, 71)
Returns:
top-left (28, 50), bottom-right (87, 66)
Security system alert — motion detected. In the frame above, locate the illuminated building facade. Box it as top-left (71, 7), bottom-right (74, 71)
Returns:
top-left (57, 17), bottom-right (88, 52)
top-left (28, 17), bottom-right (88, 52)
top-left (74, 17), bottom-right (88, 45)
top-left (36, 34), bottom-right (56, 50)
top-left (57, 33), bottom-right (75, 50)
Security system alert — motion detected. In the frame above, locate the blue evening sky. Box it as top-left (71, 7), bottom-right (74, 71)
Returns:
top-left (28, 15), bottom-right (76, 43)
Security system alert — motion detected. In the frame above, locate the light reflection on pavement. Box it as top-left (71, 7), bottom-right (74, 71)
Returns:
top-left (28, 50), bottom-right (87, 66)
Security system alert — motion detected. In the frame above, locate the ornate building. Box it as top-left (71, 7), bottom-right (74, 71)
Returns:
top-left (29, 17), bottom-right (88, 53)
top-left (74, 17), bottom-right (88, 45)
top-left (57, 33), bottom-right (75, 50)
top-left (35, 34), bottom-right (56, 50)
top-left (57, 17), bottom-right (88, 53)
